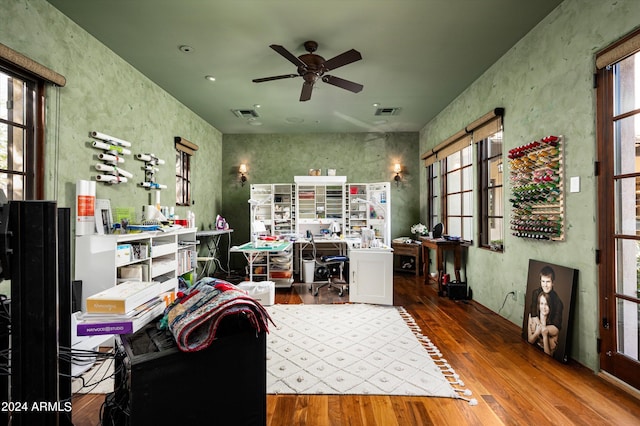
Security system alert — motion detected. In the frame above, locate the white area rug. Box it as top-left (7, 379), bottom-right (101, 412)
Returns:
top-left (266, 303), bottom-right (474, 402)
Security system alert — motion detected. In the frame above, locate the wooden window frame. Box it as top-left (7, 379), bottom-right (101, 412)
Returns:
top-left (477, 133), bottom-right (504, 251)
top-left (0, 63), bottom-right (45, 200)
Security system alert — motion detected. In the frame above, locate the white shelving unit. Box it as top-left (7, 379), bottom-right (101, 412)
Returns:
top-left (75, 227), bottom-right (198, 311)
top-left (294, 176), bottom-right (346, 237)
top-left (250, 184), bottom-right (296, 236)
top-left (346, 182), bottom-right (391, 245)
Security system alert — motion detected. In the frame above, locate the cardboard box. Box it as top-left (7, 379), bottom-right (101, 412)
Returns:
top-left (238, 281), bottom-right (275, 306)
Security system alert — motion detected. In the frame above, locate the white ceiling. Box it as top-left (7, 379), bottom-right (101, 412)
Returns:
top-left (46, 0), bottom-right (563, 134)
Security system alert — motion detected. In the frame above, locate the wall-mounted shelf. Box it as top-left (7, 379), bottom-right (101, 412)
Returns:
top-left (508, 135), bottom-right (564, 241)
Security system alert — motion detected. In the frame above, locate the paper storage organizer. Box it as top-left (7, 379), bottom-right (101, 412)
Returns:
top-left (508, 135), bottom-right (565, 241)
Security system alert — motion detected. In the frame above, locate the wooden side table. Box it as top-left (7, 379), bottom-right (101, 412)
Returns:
top-left (392, 241), bottom-right (422, 276)
top-left (419, 237), bottom-right (462, 286)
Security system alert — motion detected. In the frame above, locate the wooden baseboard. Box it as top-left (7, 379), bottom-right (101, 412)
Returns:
top-left (598, 371), bottom-right (640, 400)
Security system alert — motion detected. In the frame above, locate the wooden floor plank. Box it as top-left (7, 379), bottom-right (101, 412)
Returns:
top-left (71, 273), bottom-right (640, 425)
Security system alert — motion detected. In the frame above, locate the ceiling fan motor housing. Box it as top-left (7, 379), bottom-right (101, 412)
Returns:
top-left (252, 40), bottom-right (363, 101)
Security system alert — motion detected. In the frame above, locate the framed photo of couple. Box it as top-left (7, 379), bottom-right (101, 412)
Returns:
top-left (521, 259), bottom-right (578, 363)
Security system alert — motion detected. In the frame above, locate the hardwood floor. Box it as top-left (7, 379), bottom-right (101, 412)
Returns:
top-left (71, 274), bottom-right (640, 425)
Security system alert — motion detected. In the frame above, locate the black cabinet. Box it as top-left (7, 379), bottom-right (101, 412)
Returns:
top-left (107, 316), bottom-right (266, 425)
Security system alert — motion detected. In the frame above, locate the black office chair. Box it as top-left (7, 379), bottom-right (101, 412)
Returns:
top-left (308, 235), bottom-right (349, 297)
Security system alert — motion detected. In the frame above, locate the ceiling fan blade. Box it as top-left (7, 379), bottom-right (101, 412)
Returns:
top-left (322, 49), bottom-right (362, 71)
top-left (253, 74), bottom-right (299, 83)
top-left (321, 75), bottom-right (363, 93)
top-left (270, 44), bottom-right (307, 69)
top-left (299, 82), bottom-right (313, 101)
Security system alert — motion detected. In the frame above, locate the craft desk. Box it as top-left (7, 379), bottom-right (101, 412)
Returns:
top-left (419, 237), bottom-right (462, 286)
top-left (294, 238), bottom-right (348, 277)
top-left (231, 241), bottom-right (293, 284)
top-left (195, 228), bottom-right (233, 277)
top-left (391, 241), bottom-right (422, 275)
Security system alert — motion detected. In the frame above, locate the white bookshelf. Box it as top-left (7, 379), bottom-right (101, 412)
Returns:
top-left (74, 227), bottom-right (197, 311)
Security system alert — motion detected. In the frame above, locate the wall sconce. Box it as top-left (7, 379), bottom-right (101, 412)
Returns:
top-left (239, 164), bottom-right (248, 186)
top-left (393, 163), bottom-right (402, 187)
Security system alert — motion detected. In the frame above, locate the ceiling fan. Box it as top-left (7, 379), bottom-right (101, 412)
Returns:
top-left (252, 40), bottom-right (363, 101)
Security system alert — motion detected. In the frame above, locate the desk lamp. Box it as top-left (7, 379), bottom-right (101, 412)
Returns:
top-left (248, 196), bottom-right (272, 245)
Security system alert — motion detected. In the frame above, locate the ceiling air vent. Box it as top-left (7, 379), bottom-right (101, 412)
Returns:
top-left (374, 107), bottom-right (401, 116)
top-left (231, 109), bottom-right (260, 119)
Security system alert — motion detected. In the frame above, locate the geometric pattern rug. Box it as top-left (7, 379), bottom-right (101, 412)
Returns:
top-left (266, 303), bottom-right (476, 404)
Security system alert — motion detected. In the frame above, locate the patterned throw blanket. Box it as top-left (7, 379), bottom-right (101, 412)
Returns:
top-left (160, 278), bottom-right (273, 352)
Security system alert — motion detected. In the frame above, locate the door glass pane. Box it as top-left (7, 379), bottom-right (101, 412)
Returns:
top-left (616, 298), bottom-right (640, 361)
top-left (614, 177), bottom-right (640, 235)
top-left (615, 239), bottom-right (640, 297)
top-left (613, 115), bottom-right (640, 175)
top-left (613, 53), bottom-right (640, 116)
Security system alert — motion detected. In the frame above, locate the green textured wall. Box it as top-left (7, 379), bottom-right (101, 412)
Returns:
top-left (419, 0), bottom-right (640, 371)
top-left (221, 132), bottom-right (420, 255)
top-left (2, 0), bottom-right (223, 240)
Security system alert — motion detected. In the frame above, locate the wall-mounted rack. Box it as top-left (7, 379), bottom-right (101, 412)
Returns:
top-left (90, 131), bottom-right (133, 184)
top-left (508, 135), bottom-right (564, 241)
top-left (136, 153), bottom-right (166, 190)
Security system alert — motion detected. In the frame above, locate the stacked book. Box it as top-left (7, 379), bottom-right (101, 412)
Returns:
top-left (77, 281), bottom-right (164, 336)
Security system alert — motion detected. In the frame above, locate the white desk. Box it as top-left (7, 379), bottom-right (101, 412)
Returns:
top-left (294, 238), bottom-right (349, 276)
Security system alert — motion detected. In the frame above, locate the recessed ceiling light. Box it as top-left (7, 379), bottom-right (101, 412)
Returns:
top-left (179, 45), bottom-right (194, 53)
top-left (248, 120), bottom-right (262, 126)
top-left (205, 75), bottom-right (216, 82)
top-left (372, 102), bottom-right (380, 107)
top-left (285, 117), bottom-right (304, 124)
top-left (253, 104), bottom-right (261, 108)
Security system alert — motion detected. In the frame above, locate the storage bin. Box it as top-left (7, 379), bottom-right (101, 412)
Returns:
top-left (303, 259), bottom-right (315, 283)
top-left (238, 281), bottom-right (275, 306)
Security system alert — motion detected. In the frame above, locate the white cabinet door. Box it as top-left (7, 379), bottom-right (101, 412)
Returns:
top-left (348, 249), bottom-right (393, 305)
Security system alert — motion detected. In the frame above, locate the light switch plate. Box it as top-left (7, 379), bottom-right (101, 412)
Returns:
top-left (570, 176), bottom-right (580, 193)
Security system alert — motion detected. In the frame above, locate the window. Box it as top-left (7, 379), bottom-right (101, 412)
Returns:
top-left (175, 137), bottom-right (198, 206)
top-left (478, 131), bottom-right (504, 250)
top-left (0, 65), bottom-right (44, 200)
top-left (421, 109), bottom-right (504, 244)
top-left (443, 145), bottom-right (473, 241)
top-left (426, 163), bottom-right (439, 229)
top-left (175, 149), bottom-right (191, 206)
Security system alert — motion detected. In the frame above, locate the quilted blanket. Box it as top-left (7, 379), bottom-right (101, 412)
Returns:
top-left (161, 278), bottom-right (272, 352)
